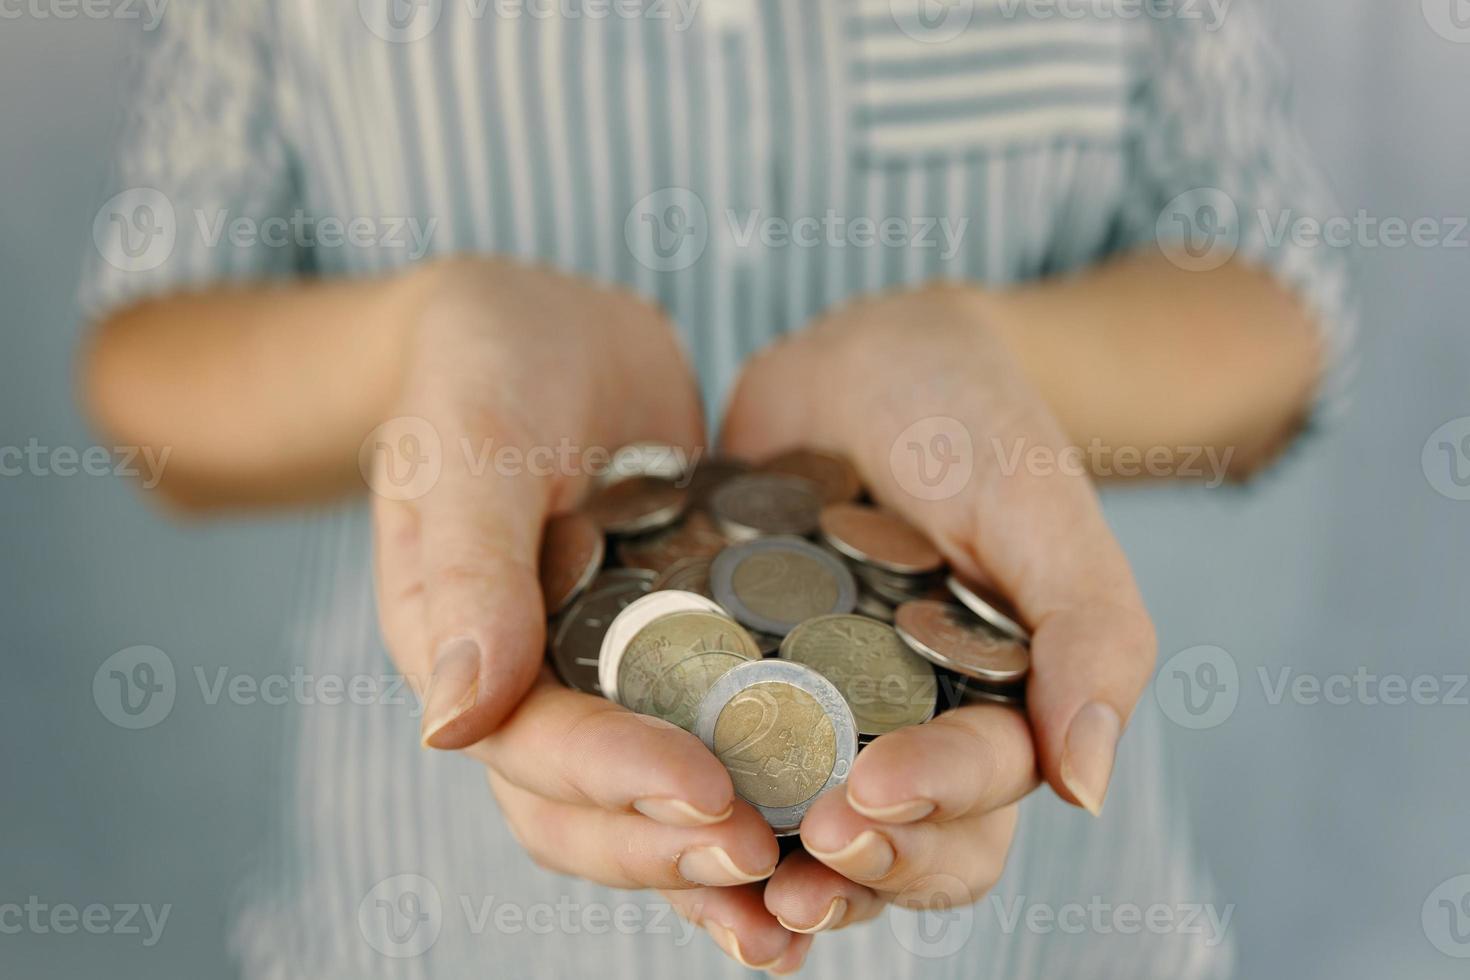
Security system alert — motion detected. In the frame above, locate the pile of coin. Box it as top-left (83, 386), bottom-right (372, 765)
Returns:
top-left (540, 445), bottom-right (1032, 833)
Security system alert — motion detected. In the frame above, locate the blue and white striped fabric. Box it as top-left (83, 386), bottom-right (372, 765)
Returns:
top-left (84, 1), bottom-right (1354, 975)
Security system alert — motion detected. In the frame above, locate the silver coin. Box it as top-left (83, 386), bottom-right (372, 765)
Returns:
top-left (596, 441), bottom-right (691, 487)
top-left (694, 659), bottom-right (857, 834)
top-left (894, 600), bottom-right (1030, 684)
top-left (651, 555), bottom-right (714, 597)
top-left (598, 590), bottom-right (726, 703)
top-left (946, 574), bottom-right (1030, 643)
top-left (551, 576), bottom-right (653, 695)
top-left (711, 536), bottom-right (857, 636)
top-left (590, 568), bottom-right (659, 591)
top-left (852, 562), bottom-right (940, 605)
top-left (709, 473), bottom-right (822, 541)
top-left (932, 670), bottom-right (1025, 711)
top-left (855, 589), bottom-right (896, 623)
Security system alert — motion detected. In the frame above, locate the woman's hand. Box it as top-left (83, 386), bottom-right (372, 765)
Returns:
top-left (719, 282), bottom-right (1158, 931)
top-left (369, 259), bottom-right (810, 972)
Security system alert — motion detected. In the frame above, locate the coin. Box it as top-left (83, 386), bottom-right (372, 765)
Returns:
top-left (946, 574), bottom-right (1030, 643)
top-left (711, 537), bottom-right (857, 636)
top-left (598, 590), bottom-right (726, 703)
top-left (538, 512), bottom-right (606, 615)
top-left (616, 510), bottom-right (730, 574)
top-left (893, 600), bottom-right (1030, 684)
top-left (851, 562), bottom-right (944, 605)
top-left (651, 556), bottom-right (714, 597)
top-left (584, 476), bottom-right (688, 536)
top-left (819, 503), bottom-right (943, 576)
top-left (684, 455), bottom-right (752, 511)
top-left (588, 568), bottom-right (659, 591)
top-left (709, 474), bottom-right (821, 541)
top-left (761, 448), bottom-right (862, 505)
top-left (597, 441), bottom-right (690, 487)
top-left (854, 589), bottom-right (896, 623)
top-left (780, 615), bottom-right (936, 736)
top-left (550, 575), bottom-right (653, 694)
top-left (616, 610), bottom-right (760, 730)
top-left (695, 659), bottom-right (857, 833)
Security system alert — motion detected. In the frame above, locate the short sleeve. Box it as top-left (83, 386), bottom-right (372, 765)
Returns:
top-left (80, 0), bottom-right (304, 320)
top-left (1114, 3), bottom-right (1357, 427)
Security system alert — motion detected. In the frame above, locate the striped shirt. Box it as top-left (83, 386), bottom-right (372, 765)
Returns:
top-left (84, 1), bottom-right (1352, 976)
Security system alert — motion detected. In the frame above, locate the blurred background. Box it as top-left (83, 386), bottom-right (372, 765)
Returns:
top-left (2, 3), bottom-right (1467, 977)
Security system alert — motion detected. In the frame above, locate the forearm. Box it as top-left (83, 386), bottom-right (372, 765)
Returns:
top-left (986, 250), bottom-right (1324, 481)
top-left (79, 267), bottom-right (433, 510)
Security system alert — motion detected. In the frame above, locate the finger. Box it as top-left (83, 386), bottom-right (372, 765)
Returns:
top-left (762, 849), bottom-right (886, 934)
top-left (488, 771), bottom-right (779, 891)
top-left (371, 494), bottom-right (430, 697)
top-left (662, 884), bottom-right (812, 974)
top-left (845, 703), bottom-right (1039, 823)
top-left (460, 673), bottom-right (735, 825)
top-left (414, 416), bottom-right (551, 749)
top-left (801, 788), bottom-right (1019, 903)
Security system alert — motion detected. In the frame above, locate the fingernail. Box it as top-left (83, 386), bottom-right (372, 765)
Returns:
top-left (419, 638), bottom-right (481, 748)
top-left (708, 923), bottom-right (786, 971)
top-left (633, 797), bottom-right (734, 827)
top-left (777, 897), bottom-right (848, 935)
top-left (678, 846), bottom-right (774, 887)
top-left (846, 790), bottom-right (935, 824)
top-left (1060, 701), bottom-right (1123, 816)
top-left (806, 830), bottom-right (895, 881)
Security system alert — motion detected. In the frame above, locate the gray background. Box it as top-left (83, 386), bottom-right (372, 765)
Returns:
top-left (2, 4), bottom-right (1467, 978)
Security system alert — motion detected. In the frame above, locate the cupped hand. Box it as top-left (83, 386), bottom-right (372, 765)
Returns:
top-left (720, 282), bottom-right (1158, 930)
top-left (367, 258), bottom-right (805, 971)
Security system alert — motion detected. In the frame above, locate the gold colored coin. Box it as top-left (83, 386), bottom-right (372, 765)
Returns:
top-left (731, 550), bottom-right (839, 625)
top-left (781, 615), bottom-right (936, 736)
top-left (712, 682), bottom-right (837, 808)
top-left (617, 611), bottom-right (760, 730)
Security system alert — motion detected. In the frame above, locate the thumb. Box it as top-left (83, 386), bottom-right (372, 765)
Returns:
top-left (414, 442), bottom-right (551, 750)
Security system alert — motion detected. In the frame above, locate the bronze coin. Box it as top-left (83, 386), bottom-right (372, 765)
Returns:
top-left (684, 455), bottom-right (753, 511)
top-left (583, 476), bottom-right (688, 536)
top-left (617, 510), bottom-right (730, 574)
top-left (819, 503), bottom-right (943, 575)
top-left (761, 448), bottom-right (862, 505)
top-left (538, 512), bottom-right (606, 615)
